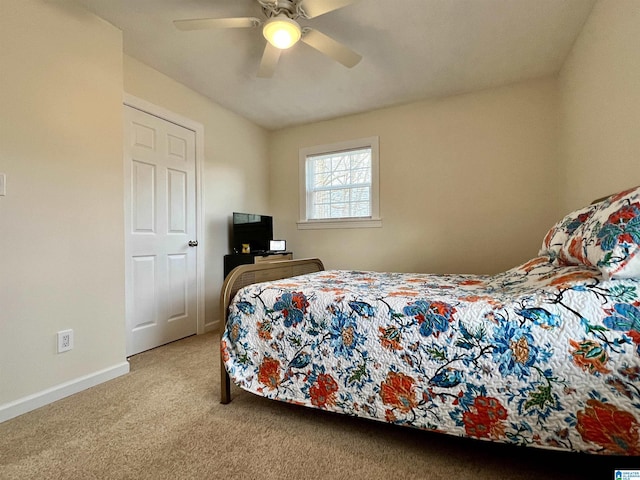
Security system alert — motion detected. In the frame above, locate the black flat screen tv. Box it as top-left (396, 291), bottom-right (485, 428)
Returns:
top-left (232, 212), bottom-right (273, 253)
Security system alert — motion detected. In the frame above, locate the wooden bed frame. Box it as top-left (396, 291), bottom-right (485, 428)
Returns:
top-left (219, 257), bottom-right (325, 404)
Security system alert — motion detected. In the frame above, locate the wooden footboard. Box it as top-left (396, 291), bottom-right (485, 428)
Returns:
top-left (219, 257), bottom-right (325, 404)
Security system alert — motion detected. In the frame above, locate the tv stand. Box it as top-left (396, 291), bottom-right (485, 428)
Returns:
top-left (223, 251), bottom-right (293, 279)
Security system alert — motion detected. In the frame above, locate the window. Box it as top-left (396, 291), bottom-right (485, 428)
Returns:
top-left (298, 136), bottom-right (381, 229)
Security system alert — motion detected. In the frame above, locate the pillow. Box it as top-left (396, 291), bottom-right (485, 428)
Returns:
top-left (538, 203), bottom-right (600, 264)
top-left (559, 186), bottom-right (640, 279)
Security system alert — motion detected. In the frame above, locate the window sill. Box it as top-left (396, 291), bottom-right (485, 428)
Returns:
top-left (297, 217), bottom-right (382, 230)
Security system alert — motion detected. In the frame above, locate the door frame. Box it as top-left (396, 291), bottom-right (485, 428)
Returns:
top-left (123, 93), bottom-right (206, 341)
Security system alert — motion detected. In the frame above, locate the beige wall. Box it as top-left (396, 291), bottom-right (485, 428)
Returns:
top-left (0, 1), bottom-right (127, 407)
top-left (123, 56), bottom-right (270, 329)
top-left (270, 77), bottom-right (560, 274)
top-left (558, 0), bottom-right (640, 212)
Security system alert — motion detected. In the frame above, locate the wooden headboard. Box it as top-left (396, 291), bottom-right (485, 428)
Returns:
top-left (592, 186), bottom-right (640, 205)
top-left (591, 194), bottom-right (610, 204)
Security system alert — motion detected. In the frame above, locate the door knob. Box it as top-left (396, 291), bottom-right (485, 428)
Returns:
top-left (188, 240), bottom-right (198, 247)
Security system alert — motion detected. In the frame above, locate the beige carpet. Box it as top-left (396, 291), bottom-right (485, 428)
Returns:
top-left (0, 332), bottom-right (636, 479)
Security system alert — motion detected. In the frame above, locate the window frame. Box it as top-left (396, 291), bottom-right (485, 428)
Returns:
top-left (298, 136), bottom-right (381, 230)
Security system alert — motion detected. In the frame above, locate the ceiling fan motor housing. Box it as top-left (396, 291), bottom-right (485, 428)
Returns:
top-left (260, 0), bottom-right (300, 20)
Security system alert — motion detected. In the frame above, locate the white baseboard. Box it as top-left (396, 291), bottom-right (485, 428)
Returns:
top-left (204, 319), bottom-right (220, 333)
top-left (0, 361), bottom-right (130, 423)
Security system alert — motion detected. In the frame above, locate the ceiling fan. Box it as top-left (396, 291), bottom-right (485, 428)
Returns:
top-left (173, 0), bottom-right (362, 78)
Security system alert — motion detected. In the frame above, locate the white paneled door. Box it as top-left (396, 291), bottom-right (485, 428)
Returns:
top-left (124, 105), bottom-right (198, 356)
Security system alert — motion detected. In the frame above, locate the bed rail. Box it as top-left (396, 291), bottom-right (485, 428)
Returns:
top-left (219, 257), bottom-right (325, 404)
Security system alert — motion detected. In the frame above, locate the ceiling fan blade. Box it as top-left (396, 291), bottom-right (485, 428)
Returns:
top-left (298, 0), bottom-right (358, 19)
top-left (257, 42), bottom-right (282, 78)
top-left (173, 17), bottom-right (261, 31)
top-left (301, 28), bottom-right (361, 68)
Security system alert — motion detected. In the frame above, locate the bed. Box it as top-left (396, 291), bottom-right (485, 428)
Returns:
top-left (220, 186), bottom-right (640, 456)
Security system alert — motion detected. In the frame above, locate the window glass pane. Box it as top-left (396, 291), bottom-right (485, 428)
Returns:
top-left (316, 158), bottom-right (331, 173)
top-left (330, 189), bottom-right (348, 203)
top-left (351, 187), bottom-right (370, 202)
top-left (330, 203), bottom-right (349, 218)
top-left (354, 203), bottom-right (370, 217)
top-left (329, 170), bottom-right (349, 186)
top-left (351, 168), bottom-right (370, 184)
top-left (315, 191), bottom-right (330, 204)
top-left (314, 173), bottom-right (329, 187)
top-left (313, 204), bottom-right (330, 219)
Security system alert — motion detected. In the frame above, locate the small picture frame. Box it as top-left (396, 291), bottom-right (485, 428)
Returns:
top-left (269, 239), bottom-right (286, 252)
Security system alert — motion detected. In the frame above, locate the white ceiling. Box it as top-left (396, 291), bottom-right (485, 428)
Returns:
top-left (72, 0), bottom-right (596, 130)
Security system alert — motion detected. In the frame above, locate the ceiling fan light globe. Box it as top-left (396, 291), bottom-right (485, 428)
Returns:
top-left (263, 15), bottom-right (301, 49)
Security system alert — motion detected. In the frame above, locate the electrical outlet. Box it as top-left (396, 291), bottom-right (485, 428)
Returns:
top-left (57, 329), bottom-right (74, 353)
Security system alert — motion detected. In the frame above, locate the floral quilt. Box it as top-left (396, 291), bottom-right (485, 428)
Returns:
top-left (221, 256), bottom-right (640, 455)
